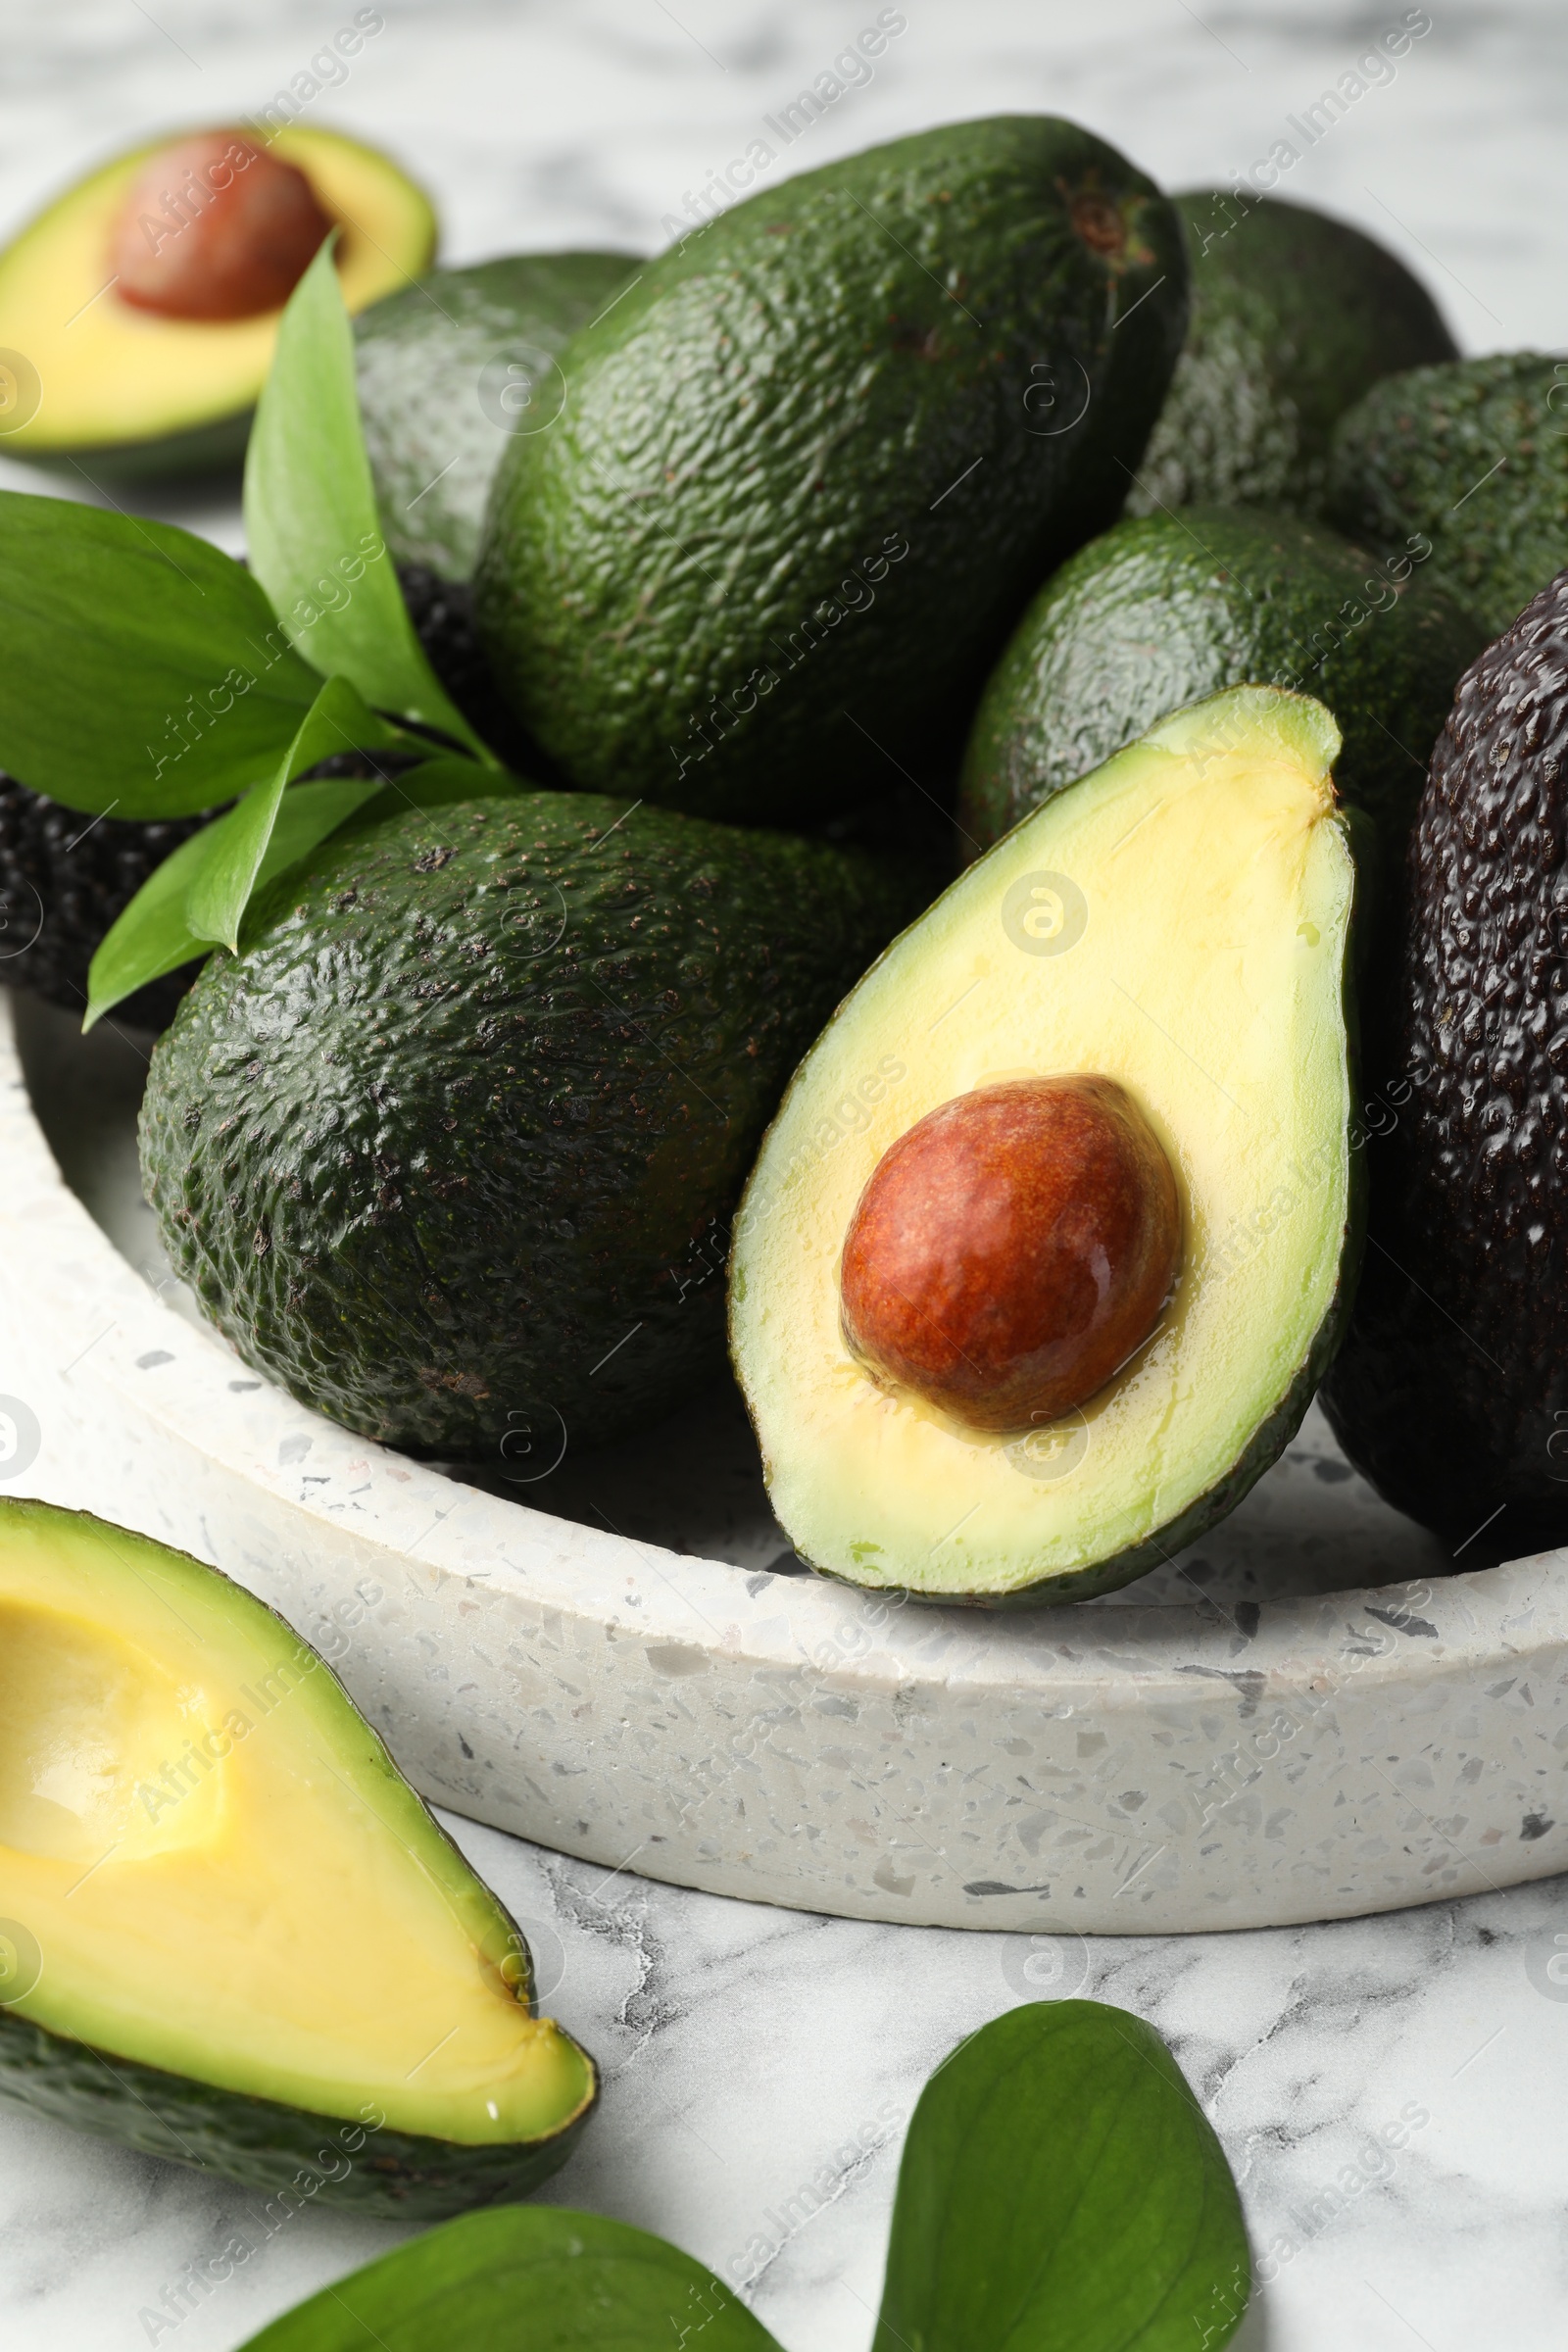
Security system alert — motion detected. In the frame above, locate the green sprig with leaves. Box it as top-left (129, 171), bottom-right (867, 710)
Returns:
top-left (0, 234), bottom-right (517, 1027)
top-left (235, 2002), bottom-right (1251, 2351)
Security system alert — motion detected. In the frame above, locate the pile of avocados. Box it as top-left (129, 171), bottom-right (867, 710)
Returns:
top-left (1, 87), bottom-right (1568, 2248)
top-left (5, 113), bottom-right (1568, 1606)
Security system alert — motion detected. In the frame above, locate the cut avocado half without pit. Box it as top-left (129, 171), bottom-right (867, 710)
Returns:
top-left (0, 1495), bottom-right (595, 2210)
top-left (730, 686), bottom-right (1363, 1605)
top-left (0, 124), bottom-right (436, 478)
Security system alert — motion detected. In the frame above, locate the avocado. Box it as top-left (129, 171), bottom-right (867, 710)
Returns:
top-left (1128, 191), bottom-right (1456, 518)
top-left (0, 1494), bottom-right (595, 2210)
top-left (729, 685), bottom-right (1362, 1605)
top-left (355, 253), bottom-right (637, 582)
top-left (139, 792), bottom-right (915, 1461)
top-left (1325, 354), bottom-right (1568, 639)
top-left (0, 774), bottom-right (207, 1029)
top-left (1321, 573), bottom-right (1568, 1556)
top-left (958, 507), bottom-right (1483, 867)
top-left (0, 124), bottom-right (436, 479)
top-left (475, 116), bottom-right (1188, 824)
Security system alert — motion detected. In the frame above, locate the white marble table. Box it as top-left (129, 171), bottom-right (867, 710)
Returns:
top-left (2, 3), bottom-right (1567, 2347)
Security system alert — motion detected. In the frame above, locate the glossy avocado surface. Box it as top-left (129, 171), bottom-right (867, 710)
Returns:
top-left (1325, 353), bottom-right (1568, 640)
top-left (475, 115), bottom-right (1188, 824)
top-left (1321, 571), bottom-right (1568, 1555)
top-left (0, 1494), bottom-right (595, 2212)
top-left (355, 251), bottom-right (637, 581)
top-left (958, 505), bottom-right (1482, 869)
top-left (731, 686), bottom-right (1363, 1604)
top-left (139, 792), bottom-right (918, 1461)
top-left (1129, 190), bottom-right (1456, 518)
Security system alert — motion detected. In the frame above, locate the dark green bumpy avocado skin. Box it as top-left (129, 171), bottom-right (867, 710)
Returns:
top-left (475, 117), bottom-right (1188, 824)
top-left (1320, 571), bottom-right (1568, 1555)
top-left (1129, 191), bottom-right (1456, 518)
top-left (139, 795), bottom-right (915, 1461)
top-left (1326, 354), bottom-right (1568, 641)
top-left (958, 507), bottom-right (1483, 863)
top-left (355, 254), bottom-right (637, 582)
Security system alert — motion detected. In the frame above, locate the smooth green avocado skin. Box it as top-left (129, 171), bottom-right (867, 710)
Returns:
top-left (958, 506), bottom-right (1483, 862)
top-left (1128, 191), bottom-right (1456, 518)
top-left (355, 253), bottom-right (637, 580)
top-left (139, 794), bottom-right (916, 1461)
top-left (1325, 353), bottom-right (1568, 639)
top-left (475, 116), bottom-right (1188, 824)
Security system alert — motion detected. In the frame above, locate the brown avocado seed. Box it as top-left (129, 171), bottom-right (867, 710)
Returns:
top-left (112, 131), bottom-right (334, 321)
top-left (838, 1075), bottom-right (1179, 1436)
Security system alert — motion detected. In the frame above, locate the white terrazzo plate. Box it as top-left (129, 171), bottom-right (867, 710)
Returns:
top-left (2, 986), bottom-right (1562, 1936)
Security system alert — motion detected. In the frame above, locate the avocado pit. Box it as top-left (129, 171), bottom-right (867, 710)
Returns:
top-left (111, 130), bottom-right (333, 321)
top-left (838, 1075), bottom-right (1179, 1436)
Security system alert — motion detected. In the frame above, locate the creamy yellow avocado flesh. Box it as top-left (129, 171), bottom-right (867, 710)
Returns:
top-left (0, 126), bottom-right (436, 456)
top-left (0, 1500), bottom-right (591, 2143)
top-left (731, 688), bottom-right (1356, 1601)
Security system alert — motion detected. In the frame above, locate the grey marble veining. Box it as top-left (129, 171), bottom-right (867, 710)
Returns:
top-left (2, 4), bottom-right (1567, 2349)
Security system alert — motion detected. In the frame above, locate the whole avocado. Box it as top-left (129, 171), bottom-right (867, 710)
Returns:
top-left (139, 794), bottom-right (915, 1461)
top-left (1325, 353), bottom-right (1568, 639)
top-left (1320, 572), bottom-right (1568, 1555)
top-left (475, 116), bottom-right (1188, 823)
top-left (0, 777), bottom-right (205, 1029)
top-left (958, 507), bottom-right (1483, 866)
top-left (355, 253), bottom-right (636, 582)
top-left (1128, 191), bottom-right (1455, 518)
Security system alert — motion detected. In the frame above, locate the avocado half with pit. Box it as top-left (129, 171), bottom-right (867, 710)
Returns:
top-left (729, 685), bottom-right (1363, 1605)
top-left (0, 1495), bottom-right (594, 2210)
top-left (0, 124), bottom-right (436, 479)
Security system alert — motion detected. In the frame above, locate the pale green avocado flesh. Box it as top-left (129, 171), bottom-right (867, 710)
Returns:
top-left (729, 686), bottom-right (1361, 1605)
top-left (0, 1496), bottom-right (595, 2210)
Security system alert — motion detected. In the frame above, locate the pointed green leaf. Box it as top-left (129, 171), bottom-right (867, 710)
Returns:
top-left (873, 2001), bottom-right (1250, 2352)
top-left (0, 491), bottom-right (321, 816)
top-left (184, 674), bottom-right (399, 951)
top-left (245, 238), bottom-right (497, 762)
top-left (236, 2206), bottom-right (780, 2351)
top-left (80, 825), bottom-right (217, 1029)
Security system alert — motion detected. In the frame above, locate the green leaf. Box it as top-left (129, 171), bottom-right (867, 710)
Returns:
top-left (873, 2000), bottom-right (1251, 2352)
top-left (85, 676), bottom-right (407, 1026)
top-left (245, 238), bottom-right (497, 763)
top-left (184, 674), bottom-right (399, 951)
top-left (235, 2206), bottom-right (781, 2351)
top-left (0, 491), bottom-right (321, 817)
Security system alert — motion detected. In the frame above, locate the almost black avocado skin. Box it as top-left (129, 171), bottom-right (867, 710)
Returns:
top-left (0, 782), bottom-right (205, 1030)
top-left (1320, 570), bottom-right (1568, 1556)
top-left (139, 794), bottom-right (916, 1462)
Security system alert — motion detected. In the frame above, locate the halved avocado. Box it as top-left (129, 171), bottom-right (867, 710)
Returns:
top-left (729, 686), bottom-right (1361, 1606)
top-left (0, 126), bottom-right (436, 479)
top-left (0, 1495), bottom-right (594, 2211)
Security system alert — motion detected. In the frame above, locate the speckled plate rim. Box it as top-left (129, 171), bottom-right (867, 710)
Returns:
top-left (2, 990), bottom-right (1564, 1936)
